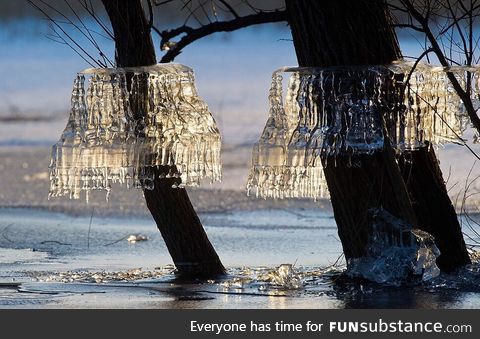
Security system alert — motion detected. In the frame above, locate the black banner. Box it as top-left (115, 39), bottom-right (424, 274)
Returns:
top-left (0, 309), bottom-right (477, 338)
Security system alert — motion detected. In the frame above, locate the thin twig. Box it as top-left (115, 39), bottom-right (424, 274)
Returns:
top-left (27, 0), bottom-right (103, 67)
top-left (40, 240), bottom-right (72, 246)
top-left (404, 47), bottom-right (434, 85)
top-left (218, 0), bottom-right (240, 18)
top-left (1, 224), bottom-right (14, 244)
top-left (87, 207), bottom-right (94, 249)
top-left (408, 87), bottom-right (480, 161)
top-left (147, 0), bottom-right (154, 30)
top-left (400, 0), bottom-right (480, 133)
top-left (104, 235), bottom-right (129, 246)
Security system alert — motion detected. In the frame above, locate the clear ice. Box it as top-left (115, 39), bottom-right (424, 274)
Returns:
top-left (219, 264), bottom-right (304, 292)
top-left (346, 208), bottom-right (441, 285)
top-left (49, 63), bottom-right (222, 202)
top-left (265, 264), bottom-right (303, 289)
top-left (247, 61), bottom-right (473, 200)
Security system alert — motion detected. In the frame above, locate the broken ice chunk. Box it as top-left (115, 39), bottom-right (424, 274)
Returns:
top-left (346, 208), bottom-right (440, 284)
top-left (127, 234), bottom-right (148, 243)
top-left (265, 264), bottom-right (303, 289)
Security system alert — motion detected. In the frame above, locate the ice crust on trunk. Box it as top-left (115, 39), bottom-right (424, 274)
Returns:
top-left (346, 208), bottom-right (441, 285)
top-left (247, 61), bottom-right (473, 200)
top-left (49, 64), bottom-right (222, 202)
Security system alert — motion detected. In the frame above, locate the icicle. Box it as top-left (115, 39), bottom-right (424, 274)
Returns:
top-left (49, 63), bottom-right (222, 202)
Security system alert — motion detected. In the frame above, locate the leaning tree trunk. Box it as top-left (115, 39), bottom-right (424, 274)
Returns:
top-left (398, 144), bottom-right (470, 271)
top-left (102, 0), bottom-right (225, 278)
top-left (285, 0), bottom-right (470, 271)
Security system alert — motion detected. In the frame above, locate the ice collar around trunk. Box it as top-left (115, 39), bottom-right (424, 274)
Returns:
top-left (49, 63), bottom-right (221, 202)
top-left (247, 61), bottom-right (473, 200)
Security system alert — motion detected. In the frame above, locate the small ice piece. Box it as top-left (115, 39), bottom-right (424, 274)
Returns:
top-left (468, 248), bottom-right (480, 264)
top-left (127, 234), bottom-right (148, 243)
top-left (220, 277), bottom-right (248, 290)
top-left (266, 264), bottom-right (303, 289)
top-left (411, 229), bottom-right (441, 281)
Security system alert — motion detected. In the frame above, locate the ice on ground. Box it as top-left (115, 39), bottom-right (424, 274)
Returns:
top-left (219, 264), bottom-right (304, 292)
top-left (126, 234), bottom-right (148, 243)
top-left (264, 264), bottom-right (303, 289)
top-left (346, 208), bottom-right (440, 285)
top-left (33, 266), bottom-right (176, 284)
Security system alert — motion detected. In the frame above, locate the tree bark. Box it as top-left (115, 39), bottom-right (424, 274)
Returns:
top-left (398, 144), bottom-right (470, 271)
top-left (285, 0), bottom-right (470, 270)
top-left (102, 0), bottom-right (225, 278)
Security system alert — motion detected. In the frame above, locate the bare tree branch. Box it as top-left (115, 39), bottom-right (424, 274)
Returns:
top-left (147, 0), bottom-right (154, 29)
top-left (391, 23), bottom-right (424, 31)
top-left (154, 0), bottom-right (176, 5)
top-left (400, 0), bottom-right (480, 133)
top-left (156, 9), bottom-right (287, 62)
top-left (28, 0), bottom-right (105, 67)
top-left (404, 47), bottom-right (434, 85)
top-left (218, 0), bottom-right (239, 18)
top-left (79, 0), bottom-right (114, 39)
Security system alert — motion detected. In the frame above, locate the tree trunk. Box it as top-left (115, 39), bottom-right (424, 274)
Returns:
top-left (398, 144), bottom-right (470, 271)
top-left (102, 0), bottom-right (225, 278)
top-left (285, 0), bottom-right (470, 270)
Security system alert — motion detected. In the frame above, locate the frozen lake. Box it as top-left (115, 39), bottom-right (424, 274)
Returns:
top-left (1, 207), bottom-right (480, 309)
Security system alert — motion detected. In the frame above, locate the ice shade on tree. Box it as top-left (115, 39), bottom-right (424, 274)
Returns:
top-left (247, 61), bottom-right (474, 200)
top-left (246, 59), bottom-right (479, 283)
top-left (49, 63), bottom-right (222, 202)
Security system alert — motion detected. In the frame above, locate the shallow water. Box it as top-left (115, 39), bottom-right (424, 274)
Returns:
top-left (1, 207), bottom-right (480, 308)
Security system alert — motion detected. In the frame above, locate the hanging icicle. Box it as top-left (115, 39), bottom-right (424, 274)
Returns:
top-left (247, 61), bottom-right (473, 200)
top-left (49, 64), bottom-right (222, 202)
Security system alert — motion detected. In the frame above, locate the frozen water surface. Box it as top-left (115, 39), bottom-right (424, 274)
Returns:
top-left (1, 207), bottom-right (480, 308)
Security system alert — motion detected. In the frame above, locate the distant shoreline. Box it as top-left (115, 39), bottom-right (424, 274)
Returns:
top-left (0, 115), bottom-right (55, 123)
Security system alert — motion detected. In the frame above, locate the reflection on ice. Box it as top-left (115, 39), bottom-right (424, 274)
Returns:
top-left (49, 64), bottom-right (221, 202)
top-left (247, 61), bottom-right (473, 200)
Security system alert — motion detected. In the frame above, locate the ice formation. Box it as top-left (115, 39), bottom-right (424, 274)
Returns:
top-left (219, 265), bottom-right (304, 292)
top-left (266, 263), bottom-right (303, 289)
top-left (247, 61), bottom-right (473, 200)
top-left (346, 208), bottom-right (440, 285)
top-left (49, 63), bottom-right (221, 202)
